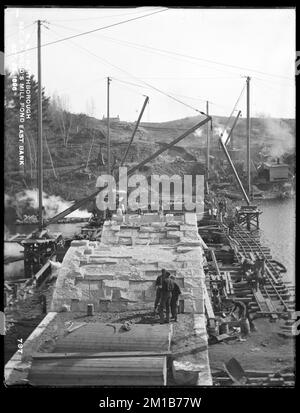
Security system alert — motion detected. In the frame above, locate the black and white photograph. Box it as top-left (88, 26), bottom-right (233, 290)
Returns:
top-left (2, 5), bottom-right (296, 396)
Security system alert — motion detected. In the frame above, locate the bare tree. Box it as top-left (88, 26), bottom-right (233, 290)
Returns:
top-left (50, 93), bottom-right (73, 146)
top-left (86, 97), bottom-right (95, 119)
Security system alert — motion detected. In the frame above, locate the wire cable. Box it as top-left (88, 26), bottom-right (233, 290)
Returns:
top-left (47, 21), bottom-right (293, 82)
top-left (6, 8), bottom-right (168, 57)
top-left (46, 27), bottom-right (204, 115)
top-left (91, 33), bottom-right (294, 81)
top-left (50, 22), bottom-right (242, 78)
top-left (48, 7), bottom-right (159, 22)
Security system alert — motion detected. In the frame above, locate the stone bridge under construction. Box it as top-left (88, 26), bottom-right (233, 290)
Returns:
top-left (5, 212), bottom-right (212, 386)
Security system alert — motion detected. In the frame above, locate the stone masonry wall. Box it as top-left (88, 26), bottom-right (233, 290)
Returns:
top-left (50, 213), bottom-right (207, 314)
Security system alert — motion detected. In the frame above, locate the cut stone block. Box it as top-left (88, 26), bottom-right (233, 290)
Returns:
top-left (135, 239), bottom-right (149, 245)
top-left (93, 251), bottom-right (133, 258)
top-left (130, 281), bottom-right (154, 291)
top-left (193, 299), bottom-right (205, 314)
top-left (151, 222), bottom-right (166, 228)
top-left (184, 213), bottom-right (197, 226)
top-left (98, 288), bottom-right (113, 301)
top-left (103, 280), bottom-right (129, 290)
top-left (96, 245), bottom-right (111, 250)
top-left (149, 237), bottom-right (161, 244)
top-left (84, 274), bottom-right (114, 281)
top-left (81, 265), bottom-right (114, 275)
top-left (89, 242), bottom-right (98, 248)
top-left (139, 226), bottom-right (157, 233)
top-left (180, 225), bottom-right (197, 231)
top-left (184, 231), bottom-right (199, 240)
top-left (138, 233), bottom-right (150, 239)
top-left (119, 290), bottom-right (139, 302)
top-left (183, 301), bottom-right (194, 313)
top-left (111, 225), bottom-right (120, 231)
top-left (83, 248), bottom-right (93, 255)
top-left (140, 264), bottom-right (158, 271)
top-left (144, 270), bottom-right (161, 278)
top-left (179, 239), bottom-right (202, 247)
top-left (117, 274), bottom-right (132, 281)
top-left (159, 238), bottom-right (178, 245)
top-left (166, 221), bottom-right (181, 227)
top-left (71, 240), bottom-right (89, 247)
top-left (183, 279), bottom-right (201, 289)
top-left (119, 237), bottom-right (132, 245)
top-left (88, 257), bottom-right (118, 264)
top-left (167, 231), bottom-right (182, 239)
top-left (176, 246), bottom-right (194, 253)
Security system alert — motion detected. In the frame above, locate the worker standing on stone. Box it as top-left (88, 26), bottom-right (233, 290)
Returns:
top-left (170, 275), bottom-right (181, 322)
top-left (158, 271), bottom-right (174, 324)
top-left (153, 269), bottom-right (166, 314)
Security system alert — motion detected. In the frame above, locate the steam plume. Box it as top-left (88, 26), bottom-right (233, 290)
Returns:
top-left (8, 189), bottom-right (91, 219)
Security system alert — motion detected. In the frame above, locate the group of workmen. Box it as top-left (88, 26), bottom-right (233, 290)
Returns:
top-left (153, 269), bottom-right (182, 324)
top-left (242, 257), bottom-right (266, 291)
top-left (208, 197), bottom-right (232, 225)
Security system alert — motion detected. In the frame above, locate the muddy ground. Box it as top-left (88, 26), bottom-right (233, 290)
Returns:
top-left (208, 317), bottom-right (295, 376)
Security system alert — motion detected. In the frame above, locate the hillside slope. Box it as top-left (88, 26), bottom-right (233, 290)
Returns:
top-left (4, 113), bottom-right (295, 206)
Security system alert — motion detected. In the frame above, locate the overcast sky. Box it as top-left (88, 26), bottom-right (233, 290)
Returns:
top-left (5, 7), bottom-right (295, 122)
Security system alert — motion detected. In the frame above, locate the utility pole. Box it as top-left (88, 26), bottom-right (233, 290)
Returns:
top-left (37, 20), bottom-right (43, 229)
top-left (120, 95), bottom-right (149, 167)
top-left (246, 76), bottom-right (251, 198)
top-left (206, 101), bottom-right (210, 180)
top-left (107, 77), bottom-right (111, 176)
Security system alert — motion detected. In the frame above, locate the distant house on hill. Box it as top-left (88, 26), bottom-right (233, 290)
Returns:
top-left (102, 115), bottom-right (120, 123)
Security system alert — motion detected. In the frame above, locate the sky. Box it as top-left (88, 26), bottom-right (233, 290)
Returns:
top-left (5, 7), bottom-right (296, 122)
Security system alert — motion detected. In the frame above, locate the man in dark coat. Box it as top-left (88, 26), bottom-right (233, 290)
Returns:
top-left (153, 269), bottom-right (166, 314)
top-left (158, 272), bottom-right (174, 324)
top-left (170, 276), bottom-right (182, 322)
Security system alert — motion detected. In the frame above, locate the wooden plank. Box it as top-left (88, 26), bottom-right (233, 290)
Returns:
top-left (265, 299), bottom-right (278, 320)
top-left (253, 290), bottom-right (269, 312)
top-left (203, 284), bottom-right (215, 321)
top-left (32, 351), bottom-right (171, 359)
top-left (210, 249), bottom-right (222, 278)
top-left (224, 272), bottom-right (231, 295)
top-left (227, 272), bottom-right (234, 295)
top-left (265, 264), bottom-right (279, 285)
top-left (34, 260), bottom-right (51, 281)
top-left (8, 234), bottom-right (20, 241)
top-left (28, 356), bottom-right (167, 386)
top-left (256, 311), bottom-right (285, 315)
